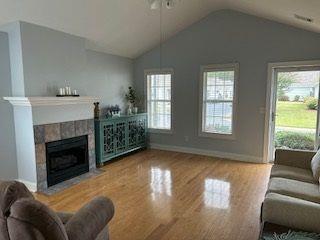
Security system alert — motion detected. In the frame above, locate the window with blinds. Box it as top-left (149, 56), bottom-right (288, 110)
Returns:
top-left (200, 64), bottom-right (238, 138)
top-left (146, 70), bottom-right (172, 131)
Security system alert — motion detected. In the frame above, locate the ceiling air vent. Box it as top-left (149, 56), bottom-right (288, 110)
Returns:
top-left (294, 14), bottom-right (313, 23)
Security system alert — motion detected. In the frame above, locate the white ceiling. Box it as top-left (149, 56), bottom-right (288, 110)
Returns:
top-left (0, 0), bottom-right (319, 58)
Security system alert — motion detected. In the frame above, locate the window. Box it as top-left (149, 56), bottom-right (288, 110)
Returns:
top-left (145, 69), bottom-right (173, 132)
top-left (199, 63), bottom-right (238, 138)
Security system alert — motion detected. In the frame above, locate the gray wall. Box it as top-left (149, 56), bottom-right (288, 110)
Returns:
top-left (19, 22), bottom-right (133, 109)
top-left (133, 10), bottom-right (320, 160)
top-left (20, 22), bottom-right (87, 97)
top-left (0, 32), bottom-right (18, 179)
top-left (85, 50), bottom-right (133, 109)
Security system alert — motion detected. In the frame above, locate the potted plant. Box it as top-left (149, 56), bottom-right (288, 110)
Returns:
top-left (125, 86), bottom-right (138, 114)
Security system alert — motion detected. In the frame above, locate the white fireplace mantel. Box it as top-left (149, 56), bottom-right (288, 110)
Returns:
top-left (3, 96), bottom-right (99, 106)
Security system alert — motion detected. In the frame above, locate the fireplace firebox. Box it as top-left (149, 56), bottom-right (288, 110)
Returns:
top-left (46, 135), bottom-right (89, 187)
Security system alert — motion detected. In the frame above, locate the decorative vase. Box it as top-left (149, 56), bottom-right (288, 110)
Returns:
top-left (94, 102), bottom-right (100, 119)
top-left (127, 103), bottom-right (133, 115)
top-left (133, 107), bottom-right (138, 114)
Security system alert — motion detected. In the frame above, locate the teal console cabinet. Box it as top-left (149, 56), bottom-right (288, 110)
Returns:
top-left (95, 113), bottom-right (147, 165)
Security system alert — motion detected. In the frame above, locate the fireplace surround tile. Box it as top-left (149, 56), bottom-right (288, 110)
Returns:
top-left (75, 120), bottom-right (88, 136)
top-left (36, 163), bottom-right (46, 182)
top-left (88, 133), bottom-right (95, 151)
top-left (89, 149), bottom-right (96, 170)
top-left (34, 125), bottom-right (45, 144)
top-left (36, 163), bottom-right (47, 191)
top-left (45, 123), bottom-right (61, 142)
top-left (88, 119), bottom-right (94, 134)
top-left (35, 144), bottom-right (46, 164)
top-left (61, 121), bottom-right (75, 139)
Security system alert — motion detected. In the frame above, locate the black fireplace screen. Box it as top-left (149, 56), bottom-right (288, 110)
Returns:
top-left (46, 135), bottom-right (89, 187)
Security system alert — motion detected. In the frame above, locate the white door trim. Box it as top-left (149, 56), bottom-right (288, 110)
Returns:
top-left (263, 60), bottom-right (320, 163)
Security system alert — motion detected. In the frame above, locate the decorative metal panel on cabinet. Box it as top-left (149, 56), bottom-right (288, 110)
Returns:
top-left (95, 113), bottom-right (147, 165)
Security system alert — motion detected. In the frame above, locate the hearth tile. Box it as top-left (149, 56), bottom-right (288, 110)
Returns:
top-left (88, 119), bottom-right (94, 134)
top-left (61, 121), bottom-right (75, 139)
top-left (34, 125), bottom-right (45, 144)
top-left (45, 123), bottom-right (61, 142)
top-left (39, 169), bottom-right (104, 195)
top-left (75, 120), bottom-right (88, 136)
top-left (88, 133), bottom-right (95, 151)
top-left (35, 144), bottom-right (46, 164)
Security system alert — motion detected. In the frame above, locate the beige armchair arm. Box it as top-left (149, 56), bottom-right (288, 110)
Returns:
top-left (274, 149), bottom-right (316, 169)
top-left (65, 196), bottom-right (114, 240)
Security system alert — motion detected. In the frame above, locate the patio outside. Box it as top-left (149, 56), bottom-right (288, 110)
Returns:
top-left (275, 71), bottom-right (320, 150)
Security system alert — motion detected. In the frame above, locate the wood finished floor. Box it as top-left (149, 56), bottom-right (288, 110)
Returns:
top-left (35, 149), bottom-right (271, 240)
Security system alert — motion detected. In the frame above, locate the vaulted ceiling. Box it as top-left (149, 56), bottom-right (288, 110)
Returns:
top-left (0, 0), bottom-right (319, 58)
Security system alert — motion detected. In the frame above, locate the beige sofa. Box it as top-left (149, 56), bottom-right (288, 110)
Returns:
top-left (261, 149), bottom-right (320, 233)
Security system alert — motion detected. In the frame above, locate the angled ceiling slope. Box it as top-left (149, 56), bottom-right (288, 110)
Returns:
top-left (0, 0), bottom-right (319, 58)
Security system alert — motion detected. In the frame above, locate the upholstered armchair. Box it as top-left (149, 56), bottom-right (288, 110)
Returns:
top-left (0, 181), bottom-right (114, 240)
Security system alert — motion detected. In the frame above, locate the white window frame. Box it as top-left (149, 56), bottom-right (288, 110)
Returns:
top-left (199, 63), bottom-right (239, 140)
top-left (144, 68), bottom-right (174, 134)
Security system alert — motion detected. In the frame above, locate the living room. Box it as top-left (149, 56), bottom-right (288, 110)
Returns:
top-left (0, 1), bottom-right (320, 239)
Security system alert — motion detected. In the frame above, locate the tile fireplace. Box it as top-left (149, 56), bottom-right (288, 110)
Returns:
top-left (34, 119), bottom-right (96, 191)
top-left (4, 96), bottom-right (99, 192)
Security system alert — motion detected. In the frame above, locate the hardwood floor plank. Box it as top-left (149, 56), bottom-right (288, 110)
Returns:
top-left (35, 149), bottom-right (271, 240)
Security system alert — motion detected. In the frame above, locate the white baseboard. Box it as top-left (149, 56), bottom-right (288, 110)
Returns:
top-left (15, 179), bottom-right (37, 192)
top-left (149, 143), bottom-right (263, 163)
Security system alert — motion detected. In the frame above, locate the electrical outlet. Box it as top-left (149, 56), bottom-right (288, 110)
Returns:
top-left (184, 136), bottom-right (189, 142)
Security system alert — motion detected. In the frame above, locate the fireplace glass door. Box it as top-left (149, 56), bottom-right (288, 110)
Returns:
top-left (46, 135), bottom-right (89, 187)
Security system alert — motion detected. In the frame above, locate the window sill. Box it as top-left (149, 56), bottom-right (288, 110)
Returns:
top-left (148, 128), bottom-right (173, 134)
top-left (199, 131), bottom-right (236, 140)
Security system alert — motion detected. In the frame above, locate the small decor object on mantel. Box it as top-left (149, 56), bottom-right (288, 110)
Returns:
top-left (56, 81), bottom-right (79, 97)
top-left (125, 86), bottom-right (139, 114)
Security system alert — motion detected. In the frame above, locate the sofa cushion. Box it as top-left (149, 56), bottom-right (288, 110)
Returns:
top-left (268, 177), bottom-right (320, 204)
top-left (311, 149), bottom-right (320, 181)
top-left (270, 165), bottom-right (316, 184)
top-left (262, 192), bottom-right (320, 233)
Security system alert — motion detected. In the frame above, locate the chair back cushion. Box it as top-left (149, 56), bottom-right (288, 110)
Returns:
top-left (0, 181), bottom-right (34, 218)
top-left (7, 198), bottom-right (68, 240)
top-left (311, 150), bottom-right (320, 182)
top-left (0, 181), bottom-right (34, 240)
